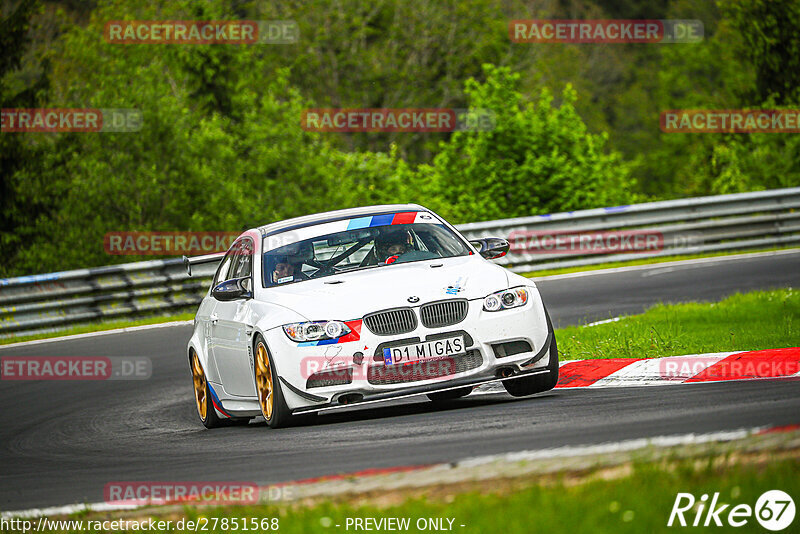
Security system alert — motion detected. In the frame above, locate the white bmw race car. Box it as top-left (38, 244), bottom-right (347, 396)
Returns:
top-left (185, 204), bottom-right (558, 428)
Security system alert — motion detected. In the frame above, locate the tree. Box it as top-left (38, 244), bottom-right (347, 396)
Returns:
top-left (0, 0), bottom-right (50, 276)
top-left (719, 0), bottom-right (800, 105)
top-left (421, 65), bottom-right (638, 223)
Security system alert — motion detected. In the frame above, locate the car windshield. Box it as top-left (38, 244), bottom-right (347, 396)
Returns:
top-left (262, 213), bottom-right (471, 287)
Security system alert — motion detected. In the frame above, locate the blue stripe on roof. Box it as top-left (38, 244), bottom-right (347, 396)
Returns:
top-left (347, 217), bottom-right (372, 230)
top-left (369, 214), bottom-right (394, 227)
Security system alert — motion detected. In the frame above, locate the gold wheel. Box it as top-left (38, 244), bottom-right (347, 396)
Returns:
top-left (255, 342), bottom-right (274, 420)
top-left (191, 352), bottom-right (208, 420)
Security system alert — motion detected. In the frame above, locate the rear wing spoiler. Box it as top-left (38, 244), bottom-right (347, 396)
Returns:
top-left (182, 253), bottom-right (224, 276)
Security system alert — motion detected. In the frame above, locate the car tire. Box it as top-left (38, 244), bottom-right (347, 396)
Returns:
top-left (190, 350), bottom-right (225, 429)
top-left (427, 386), bottom-right (473, 402)
top-left (502, 335), bottom-right (559, 397)
top-left (253, 335), bottom-right (293, 429)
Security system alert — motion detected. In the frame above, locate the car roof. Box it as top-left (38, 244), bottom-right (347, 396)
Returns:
top-left (255, 204), bottom-right (429, 237)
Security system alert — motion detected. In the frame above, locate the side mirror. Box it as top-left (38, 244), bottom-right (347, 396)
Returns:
top-left (212, 277), bottom-right (253, 301)
top-left (469, 237), bottom-right (510, 260)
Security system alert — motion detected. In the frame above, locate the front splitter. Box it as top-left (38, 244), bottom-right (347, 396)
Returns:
top-left (291, 367), bottom-right (552, 415)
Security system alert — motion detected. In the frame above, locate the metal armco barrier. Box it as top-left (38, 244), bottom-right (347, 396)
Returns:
top-left (2, 188), bottom-right (799, 339)
top-left (457, 187), bottom-right (800, 272)
top-left (0, 260), bottom-right (218, 339)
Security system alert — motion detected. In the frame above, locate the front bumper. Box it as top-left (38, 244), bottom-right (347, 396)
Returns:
top-left (288, 332), bottom-right (554, 415)
top-left (264, 287), bottom-right (554, 412)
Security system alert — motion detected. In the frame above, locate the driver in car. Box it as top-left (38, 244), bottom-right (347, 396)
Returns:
top-left (375, 229), bottom-right (412, 264)
top-left (272, 255), bottom-right (308, 283)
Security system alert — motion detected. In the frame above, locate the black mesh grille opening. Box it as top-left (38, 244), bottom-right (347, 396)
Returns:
top-left (306, 368), bottom-right (353, 389)
top-left (367, 350), bottom-right (483, 385)
top-left (363, 308), bottom-right (417, 336)
top-left (420, 299), bottom-right (468, 328)
top-left (492, 340), bottom-right (533, 358)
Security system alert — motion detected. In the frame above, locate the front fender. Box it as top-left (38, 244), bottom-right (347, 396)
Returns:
top-left (187, 322), bottom-right (222, 384)
top-left (249, 300), bottom-right (310, 334)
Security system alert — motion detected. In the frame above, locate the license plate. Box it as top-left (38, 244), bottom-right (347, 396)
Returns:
top-left (383, 336), bottom-right (465, 366)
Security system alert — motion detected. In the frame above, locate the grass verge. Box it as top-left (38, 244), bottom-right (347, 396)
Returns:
top-left (556, 288), bottom-right (799, 360)
top-left (13, 433), bottom-right (800, 533)
top-left (224, 456), bottom-right (798, 534)
top-left (178, 458), bottom-right (797, 533)
top-left (0, 313), bottom-right (195, 346)
top-left (522, 246), bottom-right (799, 278)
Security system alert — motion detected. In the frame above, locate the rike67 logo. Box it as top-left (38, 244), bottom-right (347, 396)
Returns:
top-left (668, 490), bottom-right (795, 530)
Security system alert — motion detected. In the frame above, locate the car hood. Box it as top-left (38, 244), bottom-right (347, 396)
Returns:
top-left (262, 256), bottom-right (511, 320)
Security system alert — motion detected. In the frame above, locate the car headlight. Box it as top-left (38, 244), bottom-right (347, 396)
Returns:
top-left (283, 321), bottom-right (351, 342)
top-left (483, 287), bottom-right (529, 311)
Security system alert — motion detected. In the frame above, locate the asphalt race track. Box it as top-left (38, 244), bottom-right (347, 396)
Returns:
top-left (1, 251), bottom-right (799, 511)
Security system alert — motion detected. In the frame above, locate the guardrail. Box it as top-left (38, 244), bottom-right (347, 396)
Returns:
top-left (2, 188), bottom-right (798, 339)
top-left (0, 261), bottom-right (218, 340)
top-left (457, 187), bottom-right (800, 272)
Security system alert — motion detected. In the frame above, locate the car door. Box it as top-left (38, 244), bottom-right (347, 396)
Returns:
top-left (209, 238), bottom-right (257, 397)
top-left (197, 249), bottom-right (235, 377)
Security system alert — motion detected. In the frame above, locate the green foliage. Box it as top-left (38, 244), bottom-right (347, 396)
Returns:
top-left (2, 0), bottom-right (799, 276)
top-left (1, 0), bottom-right (49, 273)
top-left (701, 133), bottom-right (800, 194)
top-left (682, 0), bottom-right (800, 195)
top-left (2, 0), bottom-right (414, 274)
top-left (616, 0), bottom-right (800, 197)
top-left (718, 0), bottom-right (800, 105)
top-left (251, 0), bottom-right (520, 164)
top-left (55, 455), bottom-right (800, 534)
top-left (422, 65), bottom-right (638, 223)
